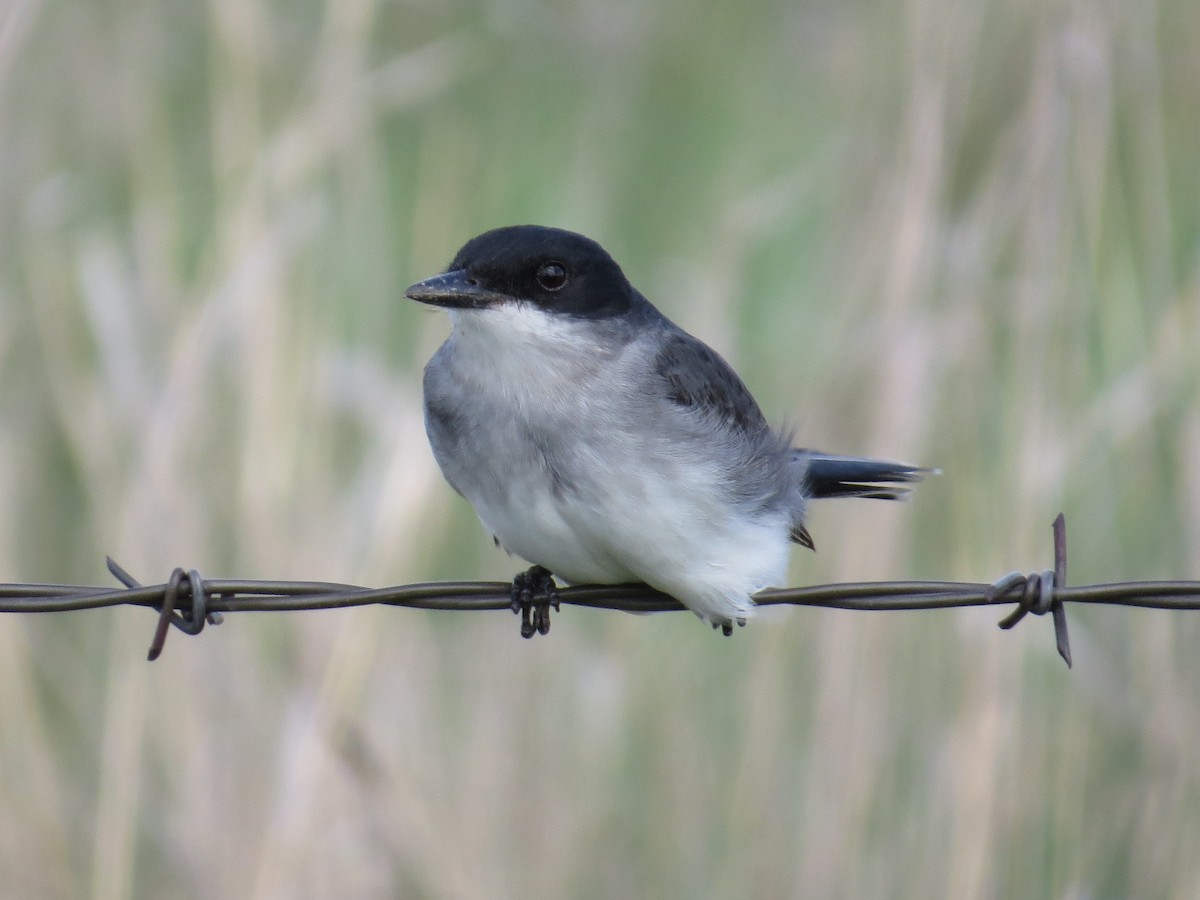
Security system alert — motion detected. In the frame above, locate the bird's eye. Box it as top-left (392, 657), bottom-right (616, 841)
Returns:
top-left (536, 261), bottom-right (569, 292)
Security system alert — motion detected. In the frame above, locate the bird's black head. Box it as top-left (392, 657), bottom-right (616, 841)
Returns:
top-left (405, 225), bottom-right (635, 319)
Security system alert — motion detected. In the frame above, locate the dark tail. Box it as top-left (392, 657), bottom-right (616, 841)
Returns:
top-left (797, 451), bottom-right (935, 500)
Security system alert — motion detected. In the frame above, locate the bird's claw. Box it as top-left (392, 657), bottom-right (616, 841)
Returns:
top-left (710, 616), bottom-right (747, 637)
top-left (511, 565), bottom-right (559, 638)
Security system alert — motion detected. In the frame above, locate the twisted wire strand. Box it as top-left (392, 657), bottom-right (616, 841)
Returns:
top-left (3, 516), bottom-right (1198, 665)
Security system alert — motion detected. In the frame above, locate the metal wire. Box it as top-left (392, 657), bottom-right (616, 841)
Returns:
top-left (2, 515), bottom-right (1198, 665)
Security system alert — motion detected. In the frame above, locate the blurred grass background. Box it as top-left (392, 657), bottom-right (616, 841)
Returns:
top-left (2, 0), bottom-right (1199, 896)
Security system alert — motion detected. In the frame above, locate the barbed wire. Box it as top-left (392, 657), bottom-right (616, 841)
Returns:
top-left (2, 515), bottom-right (1198, 666)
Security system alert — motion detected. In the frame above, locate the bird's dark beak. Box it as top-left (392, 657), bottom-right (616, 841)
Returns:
top-left (404, 270), bottom-right (510, 310)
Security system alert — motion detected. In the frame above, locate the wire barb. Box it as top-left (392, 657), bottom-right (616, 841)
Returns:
top-left (990, 514), bottom-right (1072, 667)
top-left (105, 559), bottom-right (225, 660)
top-left (0, 515), bottom-right (1196, 662)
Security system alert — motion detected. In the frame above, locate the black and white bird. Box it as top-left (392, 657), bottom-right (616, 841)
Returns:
top-left (405, 225), bottom-right (929, 636)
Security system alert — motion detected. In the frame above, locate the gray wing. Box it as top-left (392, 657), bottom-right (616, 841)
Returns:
top-left (653, 331), bottom-right (770, 436)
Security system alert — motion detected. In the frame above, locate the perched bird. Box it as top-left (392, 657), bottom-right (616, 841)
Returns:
top-left (405, 225), bottom-right (929, 637)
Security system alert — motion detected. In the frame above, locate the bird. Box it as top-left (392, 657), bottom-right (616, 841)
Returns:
top-left (405, 225), bottom-right (930, 637)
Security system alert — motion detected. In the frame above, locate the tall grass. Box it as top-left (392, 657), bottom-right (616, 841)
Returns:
top-left (1, 0), bottom-right (1198, 896)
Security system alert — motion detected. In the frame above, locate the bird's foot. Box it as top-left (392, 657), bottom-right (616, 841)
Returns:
top-left (710, 617), bottom-right (747, 637)
top-left (511, 565), bottom-right (560, 639)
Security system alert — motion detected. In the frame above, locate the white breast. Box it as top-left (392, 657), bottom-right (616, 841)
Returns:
top-left (432, 304), bottom-right (793, 623)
